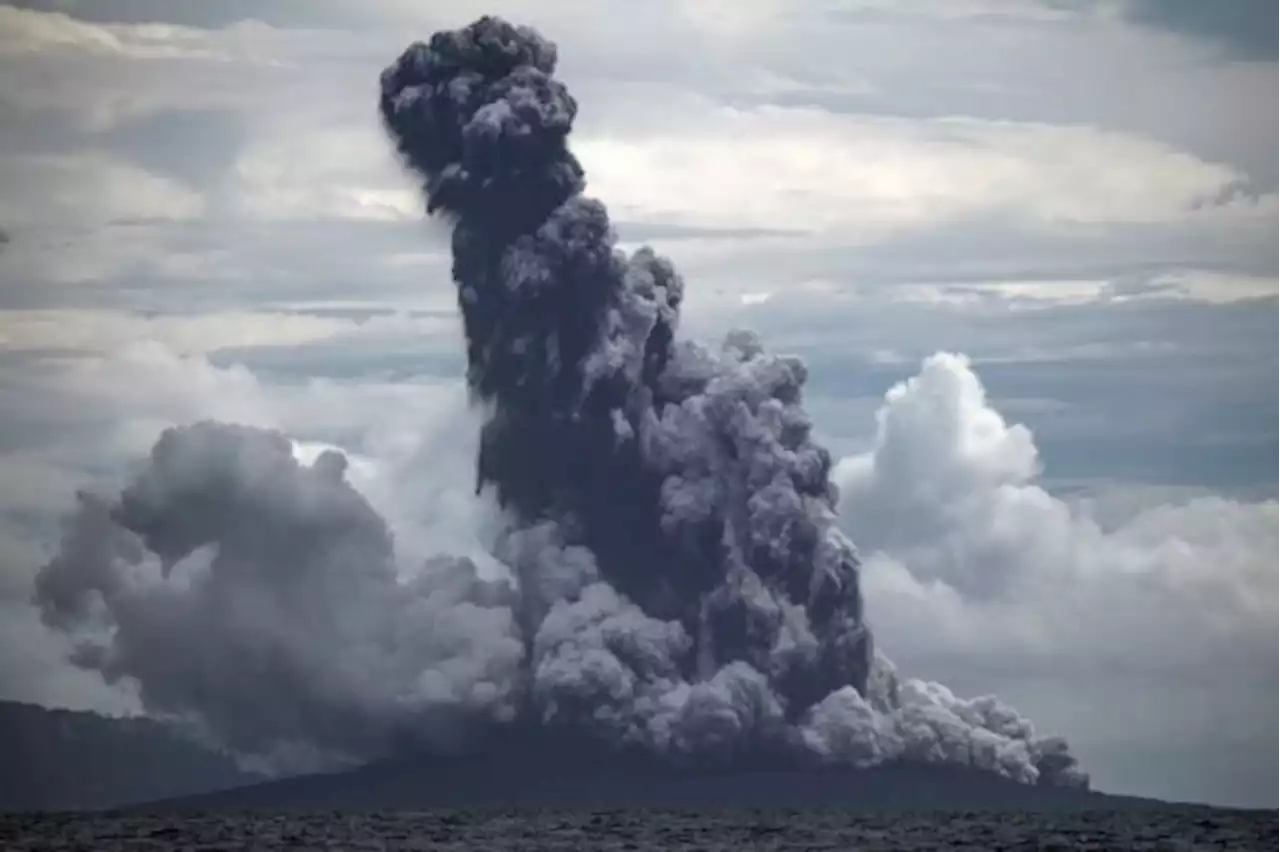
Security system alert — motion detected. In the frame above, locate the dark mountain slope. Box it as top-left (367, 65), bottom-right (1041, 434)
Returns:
top-left (138, 729), bottom-right (1191, 813)
top-left (141, 761), bottom-right (1171, 812)
top-left (0, 701), bottom-right (259, 811)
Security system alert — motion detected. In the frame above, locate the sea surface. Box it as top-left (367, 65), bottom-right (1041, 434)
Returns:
top-left (2, 808), bottom-right (1275, 851)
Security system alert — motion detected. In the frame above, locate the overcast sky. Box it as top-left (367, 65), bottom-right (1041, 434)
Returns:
top-left (0, 0), bottom-right (1275, 808)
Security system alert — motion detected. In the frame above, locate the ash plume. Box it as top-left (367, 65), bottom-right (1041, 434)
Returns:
top-left (35, 423), bottom-right (523, 771)
top-left (33, 16), bottom-right (1086, 788)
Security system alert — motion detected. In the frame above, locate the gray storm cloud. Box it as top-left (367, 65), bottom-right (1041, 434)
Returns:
top-left (33, 16), bottom-right (1086, 787)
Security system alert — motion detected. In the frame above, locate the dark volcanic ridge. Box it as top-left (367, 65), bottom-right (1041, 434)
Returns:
top-left (0, 704), bottom-right (1208, 814)
top-left (134, 766), bottom-right (1126, 813)
top-left (0, 701), bottom-right (259, 812)
top-left (133, 739), bottom-right (1179, 813)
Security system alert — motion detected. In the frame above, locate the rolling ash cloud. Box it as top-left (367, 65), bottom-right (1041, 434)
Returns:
top-left (33, 16), bottom-right (1084, 787)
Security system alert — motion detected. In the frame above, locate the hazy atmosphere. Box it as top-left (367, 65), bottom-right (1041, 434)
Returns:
top-left (0, 0), bottom-right (1275, 809)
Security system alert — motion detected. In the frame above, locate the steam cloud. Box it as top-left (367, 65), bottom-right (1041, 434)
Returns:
top-left (33, 16), bottom-right (1085, 787)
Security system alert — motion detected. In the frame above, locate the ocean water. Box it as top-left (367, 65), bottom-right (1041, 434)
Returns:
top-left (2, 809), bottom-right (1275, 851)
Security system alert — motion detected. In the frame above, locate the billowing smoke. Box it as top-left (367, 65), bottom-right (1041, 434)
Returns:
top-left (35, 423), bottom-right (524, 771)
top-left (32, 16), bottom-right (1085, 788)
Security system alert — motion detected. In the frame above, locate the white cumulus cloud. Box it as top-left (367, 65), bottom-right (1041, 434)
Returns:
top-left (832, 352), bottom-right (1277, 803)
